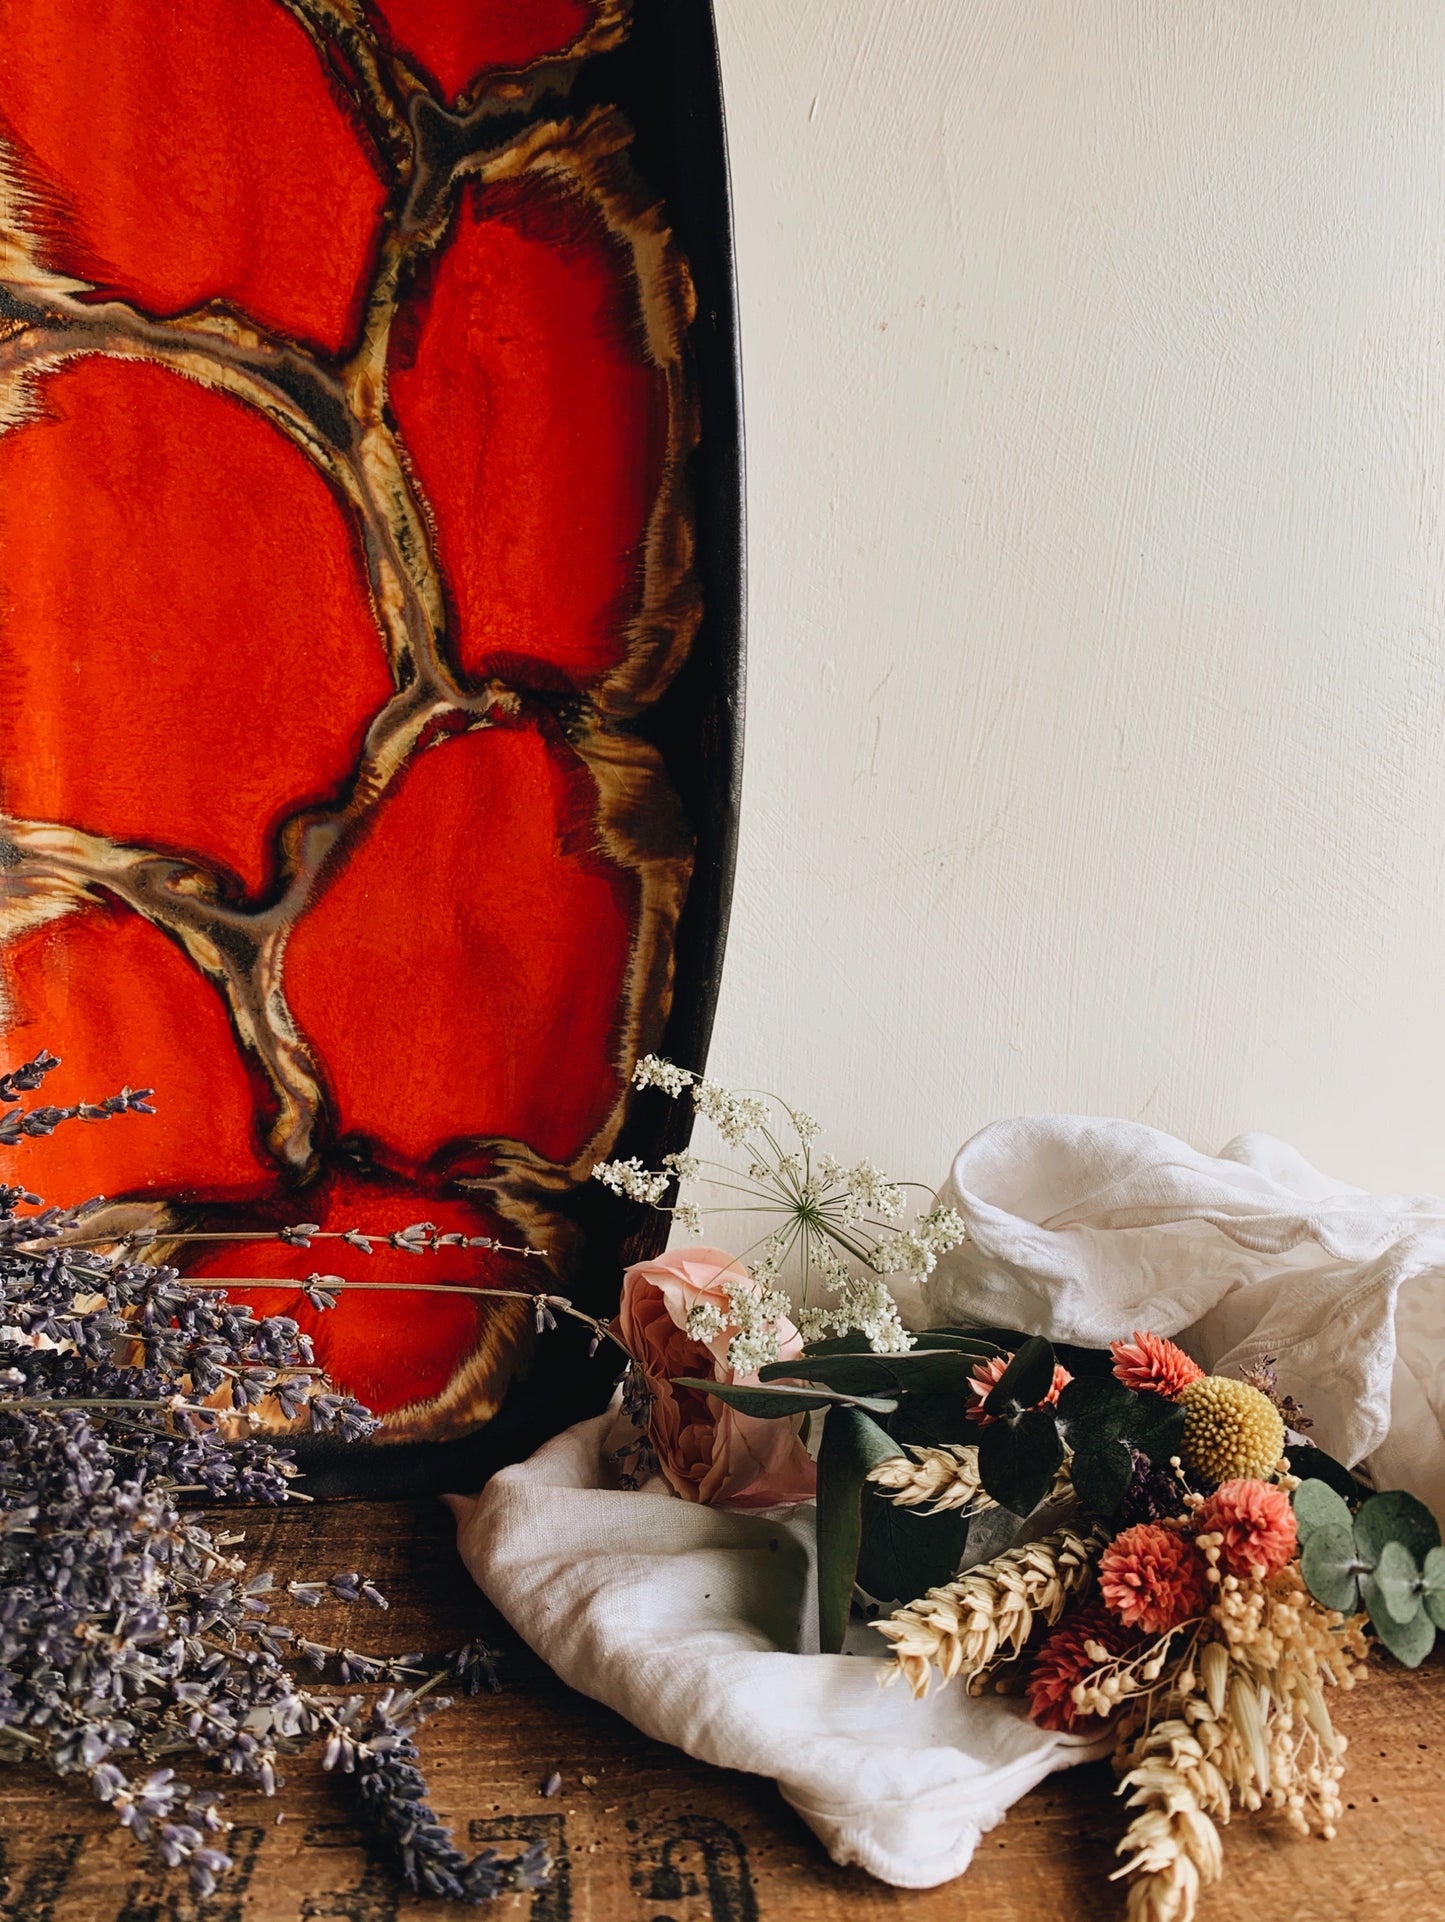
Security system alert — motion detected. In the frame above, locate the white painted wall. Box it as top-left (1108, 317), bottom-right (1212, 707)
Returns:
top-left (699, 0), bottom-right (1445, 1200)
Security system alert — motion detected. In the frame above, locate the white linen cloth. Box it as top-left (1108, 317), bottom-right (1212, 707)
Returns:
top-left (451, 1114), bottom-right (1445, 1888)
top-left (450, 1409), bottom-right (1105, 1888)
top-left (917, 1115), bottom-right (1445, 1517)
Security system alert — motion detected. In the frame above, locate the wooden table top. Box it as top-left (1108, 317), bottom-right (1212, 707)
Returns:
top-left (1, 1498), bottom-right (1440, 1922)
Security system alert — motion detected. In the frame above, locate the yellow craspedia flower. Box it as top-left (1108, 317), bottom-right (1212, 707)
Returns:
top-left (1178, 1376), bottom-right (1285, 1486)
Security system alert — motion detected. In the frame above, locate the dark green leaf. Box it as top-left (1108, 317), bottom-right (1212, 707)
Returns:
top-left (1421, 1546), bottom-right (1445, 1630)
top-left (855, 1488), bottom-right (971, 1606)
top-left (1300, 1523), bottom-right (1364, 1612)
top-left (1069, 1437), bottom-right (1134, 1516)
top-left (801, 1334), bottom-right (888, 1357)
top-left (1362, 1573), bottom-right (1437, 1666)
top-left (673, 1378), bottom-right (898, 1419)
top-left (977, 1406), bottom-right (1064, 1516)
top-left (758, 1355), bottom-right (904, 1396)
top-left (760, 1351), bottom-right (979, 1398)
top-left (888, 1390), bottom-right (979, 1449)
top-left (1374, 1540), bottom-right (1423, 1625)
top-left (816, 1409), bottom-right (905, 1653)
top-left (982, 1336), bottom-right (1056, 1418)
top-left (1354, 1491), bottom-right (1441, 1566)
top-left (1123, 1394), bottom-right (1187, 1462)
top-left (1055, 1375), bottom-right (1135, 1444)
top-left (1292, 1479), bottom-right (1353, 1544)
top-left (927, 1323), bottom-right (1033, 1347)
top-left (1283, 1442), bottom-right (1362, 1503)
top-left (909, 1332), bottom-right (1007, 1356)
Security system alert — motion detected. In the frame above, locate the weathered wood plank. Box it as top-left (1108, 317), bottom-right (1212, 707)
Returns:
top-left (1, 1501), bottom-right (1440, 1921)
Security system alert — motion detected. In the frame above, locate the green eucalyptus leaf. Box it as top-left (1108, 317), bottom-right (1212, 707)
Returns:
top-left (977, 1405), bottom-right (1063, 1516)
top-left (816, 1408), bottom-right (905, 1653)
top-left (1300, 1523), bottom-right (1364, 1613)
top-left (1069, 1436), bottom-right (1135, 1516)
top-left (761, 1350), bottom-right (981, 1396)
top-left (757, 1355), bottom-right (904, 1396)
top-left (1362, 1573), bottom-right (1437, 1667)
top-left (672, 1378), bottom-right (898, 1419)
top-left (982, 1336), bottom-right (1056, 1419)
top-left (1122, 1394), bottom-right (1187, 1462)
top-left (1055, 1375), bottom-right (1135, 1444)
top-left (888, 1390), bottom-right (978, 1450)
top-left (909, 1332), bottom-right (1007, 1357)
top-left (1421, 1546), bottom-right (1445, 1631)
top-left (1354, 1490), bottom-right (1442, 1567)
top-left (1374, 1540), bottom-right (1423, 1625)
top-left (1283, 1442), bottom-right (1361, 1503)
top-left (856, 1488), bottom-right (971, 1606)
top-left (1291, 1479), bottom-right (1354, 1544)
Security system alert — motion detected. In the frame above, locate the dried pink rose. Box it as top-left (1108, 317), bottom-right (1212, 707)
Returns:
top-left (616, 1247), bottom-right (816, 1508)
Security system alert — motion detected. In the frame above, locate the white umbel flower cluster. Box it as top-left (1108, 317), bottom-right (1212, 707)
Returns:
top-left (590, 1156), bottom-right (670, 1206)
top-left (593, 1056), bottom-right (970, 1356)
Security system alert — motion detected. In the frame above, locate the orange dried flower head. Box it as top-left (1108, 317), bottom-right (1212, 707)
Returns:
top-left (966, 1350), bottom-right (1073, 1428)
top-left (1110, 1330), bottom-right (1205, 1398)
top-left (1195, 1478), bottom-right (1298, 1578)
top-left (1025, 1602), bottom-right (1134, 1731)
top-left (1098, 1523), bottom-right (1209, 1635)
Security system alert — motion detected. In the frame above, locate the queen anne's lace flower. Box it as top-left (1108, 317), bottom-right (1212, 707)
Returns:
top-left (595, 1059), bottom-right (964, 1353)
top-left (590, 1157), bottom-right (670, 1206)
top-left (632, 1054), bottom-right (695, 1095)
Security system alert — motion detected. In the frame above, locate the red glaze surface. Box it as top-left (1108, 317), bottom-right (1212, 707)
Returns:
top-left (182, 1174), bottom-right (534, 1415)
top-left (0, 0), bottom-right (383, 351)
top-left (284, 724), bottom-right (634, 1172)
top-left (4, 907), bottom-right (275, 1204)
top-left (0, 0), bottom-right (690, 1437)
top-left (373, 0), bottom-right (594, 102)
top-left (0, 359), bottom-right (394, 896)
top-left (390, 179), bottom-right (666, 694)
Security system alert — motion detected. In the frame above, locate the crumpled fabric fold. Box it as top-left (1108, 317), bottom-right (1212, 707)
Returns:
top-left (449, 1410), bottom-right (1104, 1889)
top-left (920, 1115), bottom-right (1445, 1516)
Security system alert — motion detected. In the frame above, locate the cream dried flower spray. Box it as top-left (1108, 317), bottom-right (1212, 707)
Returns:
top-left (594, 1054), bottom-right (968, 1363)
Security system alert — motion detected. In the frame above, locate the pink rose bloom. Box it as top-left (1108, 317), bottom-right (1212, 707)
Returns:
top-left (616, 1246), bottom-right (817, 1508)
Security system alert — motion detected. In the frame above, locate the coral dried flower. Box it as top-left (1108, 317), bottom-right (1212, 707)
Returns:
top-left (1098, 1523), bottom-right (1209, 1634)
top-left (1025, 1602), bottom-right (1135, 1731)
top-left (1110, 1330), bottom-right (1204, 1398)
top-left (967, 1350), bottom-right (1073, 1428)
top-left (1195, 1478), bottom-right (1298, 1578)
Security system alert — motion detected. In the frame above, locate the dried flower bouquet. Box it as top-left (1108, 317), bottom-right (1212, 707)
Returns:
top-left (598, 1058), bottom-right (1445, 1922)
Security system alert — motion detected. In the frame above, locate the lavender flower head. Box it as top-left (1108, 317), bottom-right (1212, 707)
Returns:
top-left (0, 1050), bottom-right (541, 1904)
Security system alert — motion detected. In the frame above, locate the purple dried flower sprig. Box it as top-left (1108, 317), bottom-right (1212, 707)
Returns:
top-left (0, 1057), bottom-right (544, 1905)
top-left (20, 1219), bottom-right (628, 1365)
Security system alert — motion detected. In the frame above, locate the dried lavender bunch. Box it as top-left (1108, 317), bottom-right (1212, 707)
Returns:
top-left (0, 1045), bottom-right (154, 1146)
top-left (0, 1087), bottom-right (540, 1904)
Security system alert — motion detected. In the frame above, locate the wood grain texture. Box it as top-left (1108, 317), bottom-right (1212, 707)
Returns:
top-left (0, 1499), bottom-right (1441, 1920)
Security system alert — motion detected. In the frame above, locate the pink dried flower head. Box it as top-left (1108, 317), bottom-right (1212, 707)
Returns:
top-left (1195, 1478), bottom-right (1298, 1578)
top-left (966, 1350), bottom-right (1073, 1428)
top-left (1098, 1523), bottom-right (1209, 1634)
top-left (1025, 1602), bottom-right (1135, 1732)
top-left (1110, 1330), bottom-right (1205, 1398)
